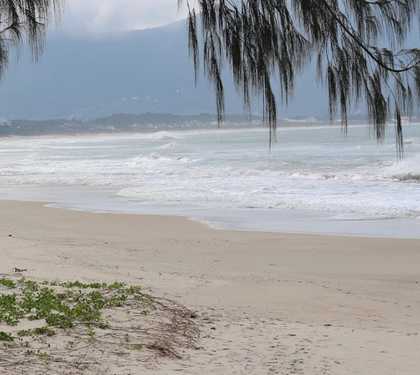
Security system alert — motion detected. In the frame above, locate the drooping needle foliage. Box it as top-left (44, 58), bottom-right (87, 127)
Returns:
top-left (0, 0), bottom-right (61, 77)
top-left (180, 0), bottom-right (420, 155)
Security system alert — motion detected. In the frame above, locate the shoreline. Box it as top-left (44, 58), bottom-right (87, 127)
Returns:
top-left (1, 199), bottom-right (420, 374)
top-left (2, 187), bottom-right (420, 239)
top-left (31, 203), bottom-right (420, 241)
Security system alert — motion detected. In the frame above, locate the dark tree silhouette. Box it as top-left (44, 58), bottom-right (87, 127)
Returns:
top-left (180, 0), bottom-right (420, 155)
top-left (0, 0), bottom-right (61, 77)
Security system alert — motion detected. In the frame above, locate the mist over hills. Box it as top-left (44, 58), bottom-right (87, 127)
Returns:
top-left (0, 20), bottom-right (328, 121)
top-left (0, 113), bottom-right (264, 137)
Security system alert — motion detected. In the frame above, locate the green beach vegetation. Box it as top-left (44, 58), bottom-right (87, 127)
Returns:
top-left (0, 276), bottom-right (198, 372)
top-left (0, 277), bottom-right (153, 338)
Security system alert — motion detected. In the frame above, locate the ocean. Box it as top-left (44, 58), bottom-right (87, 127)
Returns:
top-left (0, 122), bottom-right (419, 238)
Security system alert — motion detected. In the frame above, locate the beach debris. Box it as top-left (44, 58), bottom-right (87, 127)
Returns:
top-left (13, 267), bottom-right (27, 273)
top-left (146, 342), bottom-right (183, 359)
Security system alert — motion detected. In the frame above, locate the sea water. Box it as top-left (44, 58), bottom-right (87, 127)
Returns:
top-left (0, 123), bottom-right (419, 238)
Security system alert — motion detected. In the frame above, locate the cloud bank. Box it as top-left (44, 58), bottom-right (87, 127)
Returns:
top-left (59, 0), bottom-right (186, 33)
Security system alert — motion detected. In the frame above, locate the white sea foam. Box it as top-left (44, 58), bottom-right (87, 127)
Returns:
top-left (138, 131), bottom-right (183, 141)
top-left (381, 154), bottom-right (420, 182)
top-left (0, 124), bottom-right (419, 224)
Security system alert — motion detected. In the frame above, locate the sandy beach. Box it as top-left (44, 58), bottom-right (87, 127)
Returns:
top-left (1, 200), bottom-right (420, 374)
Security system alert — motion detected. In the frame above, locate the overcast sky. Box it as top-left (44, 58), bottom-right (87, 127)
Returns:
top-left (59, 0), bottom-right (187, 33)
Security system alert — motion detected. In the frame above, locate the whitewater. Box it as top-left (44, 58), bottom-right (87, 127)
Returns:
top-left (0, 123), bottom-right (419, 238)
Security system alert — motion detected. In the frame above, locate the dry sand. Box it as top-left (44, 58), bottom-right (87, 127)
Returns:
top-left (1, 200), bottom-right (420, 374)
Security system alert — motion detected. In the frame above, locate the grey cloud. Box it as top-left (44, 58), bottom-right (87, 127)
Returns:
top-left (58, 0), bottom-right (186, 33)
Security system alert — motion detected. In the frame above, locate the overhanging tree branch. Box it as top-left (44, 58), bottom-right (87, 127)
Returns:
top-left (0, 0), bottom-right (61, 77)
top-left (180, 0), bottom-right (420, 157)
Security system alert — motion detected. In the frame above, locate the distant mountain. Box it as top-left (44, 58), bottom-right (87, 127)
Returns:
top-left (0, 20), bottom-right (328, 120)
